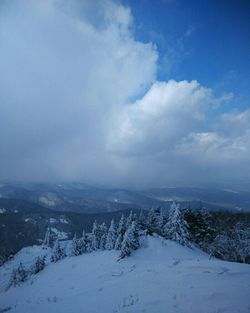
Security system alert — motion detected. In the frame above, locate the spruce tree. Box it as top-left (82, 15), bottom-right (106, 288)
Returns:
top-left (10, 262), bottom-right (28, 287)
top-left (126, 211), bottom-right (133, 228)
top-left (119, 221), bottom-right (140, 259)
top-left (115, 214), bottom-right (126, 250)
top-left (138, 211), bottom-right (146, 230)
top-left (51, 240), bottom-right (66, 262)
top-left (164, 202), bottom-right (190, 246)
top-left (78, 230), bottom-right (88, 254)
top-left (32, 256), bottom-right (46, 274)
top-left (147, 207), bottom-right (164, 235)
top-left (99, 222), bottom-right (108, 250)
top-left (71, 233), bottom-right (81, 256)
top-left (43, 226), bottom-right (54, 248)
top-left (105, 219), bottom-right (117, 250)
top-left (91, 221), bottom-right (103, 250)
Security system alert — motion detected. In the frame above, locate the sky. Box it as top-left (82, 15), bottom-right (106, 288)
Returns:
top-left (0, 0), bottom-right (250, 188)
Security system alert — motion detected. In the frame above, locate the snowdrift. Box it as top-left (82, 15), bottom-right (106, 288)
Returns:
top-left (0, 236), bottom-right (249, 313)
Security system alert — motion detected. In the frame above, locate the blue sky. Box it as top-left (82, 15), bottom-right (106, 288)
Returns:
top-left (125, 0), bottom-right (250, 112)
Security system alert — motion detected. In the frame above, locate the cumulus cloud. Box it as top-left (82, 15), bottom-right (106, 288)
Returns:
top-left (0, 0), bottom-right (249, 187)
top-left (107, 81), bottom-right (250, 186)
top-left (0, 0), bottom-right (157, 183)
top-left (107, 80), bottom-right (212, 156)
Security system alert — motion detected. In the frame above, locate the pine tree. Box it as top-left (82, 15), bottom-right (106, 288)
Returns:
top-left (99, 222), bottom-right (108, 250)
top-left (78, 230), bottom-right (88, 254)
top-left (71, 233), bottom-right (81, 256)
top-left (119, 221), bottom-right (140, 259)
top-left (115, 233), bottom-right (123, 250)
top-left (105, 219), bottom-right (117, 250)
top-left (147, 207), bottom-right (164, 235)
top-left (115, 214), bottom-right (127, 250)
top-left (32, 255), bottom-right (46, 274)
top-left (138, 211), bottom-right (146, 230)
top-left (51, 240), bottom-right (66, 262)
top-left (164, 202), bottom-right (190, 246)
top-left (86, 233), bottom-right (93, 253)
top-left (126, 211), bottom-right (133, 228)
top-left (91, 221), bottom-right (103, 250)
top-left (211, 223), bottom-right (250, 263)
top-left (9, 262), bottom-right (29, 287)
top-left (43, 226), bottom-right (55, 248)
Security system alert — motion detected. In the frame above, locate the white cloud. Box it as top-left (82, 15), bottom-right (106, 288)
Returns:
top-left (107, 81), bottom-right (250, 186)
top-left (0, 0), bottom-right (249, 187)
top-left (0, 0), bottom-right (157, 183)
top-left (108, 80), bottom-right (212, 156)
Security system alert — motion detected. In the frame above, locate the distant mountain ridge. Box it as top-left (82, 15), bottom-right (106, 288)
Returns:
top-left (1, 182), bottom-right (250, 213)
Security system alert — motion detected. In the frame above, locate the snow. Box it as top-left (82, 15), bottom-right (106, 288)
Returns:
top-left (49, 218), bottom-right (57, 224)
top-left (49, 218), bottom-right (69, 224)
top-left (39, 193), bottom-right (60, 207)
top-left (50, 228), bottom-right (68, 240)
top-left (0, 236), bottom-right (249, 313)
top-left (59, 218), bottom-right (69, 224)
top-left (0, 208), bottom-right (6, 214)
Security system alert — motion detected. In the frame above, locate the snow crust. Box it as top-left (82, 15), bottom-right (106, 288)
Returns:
top-left (0, 236), bottom-right (249, 313)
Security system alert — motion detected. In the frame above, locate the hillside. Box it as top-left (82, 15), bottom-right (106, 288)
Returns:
top-left (0, 236), bottom-right (249, 313)
top-left (0, 207), bottom-right (138, 260)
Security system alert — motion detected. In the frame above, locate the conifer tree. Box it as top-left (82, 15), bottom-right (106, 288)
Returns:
top-left (119, 221), bottom-right (140, 259)
top-left (9, 262), bottom-right (29, 287)
top-left (164, 202), bottom-right (190, 246)
top-left (51, 239), bottom-right (66, 262)
top-left (147, 207), bottom-right (164, 235)
top-left (32, 256), bottom-right (46, 274)
top-left (91, 221), bottom-right (103, 250)
top-left (105, 219), bottom-right (117, 250)
top-left (115, 214), bottom-right (127, 250)
top-left (71, 233), bottom-right (81, 256)
top-left (78, 230), bottom-right (88, 254)
top-left (99, 222), bottom-right (108, 250)
top-left (43, 226), bottom-right (55, 248)
top-left (126, 211), bottom-right (133, 228)
top-left (138, 211), bottom-right (146, 230)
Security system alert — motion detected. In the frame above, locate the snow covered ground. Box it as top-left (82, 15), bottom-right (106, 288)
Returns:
top-left (0, 236), bottom-right (249, 313)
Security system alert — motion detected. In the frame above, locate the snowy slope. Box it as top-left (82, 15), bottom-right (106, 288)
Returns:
top-left (0, 236), bottom-right (250, 313)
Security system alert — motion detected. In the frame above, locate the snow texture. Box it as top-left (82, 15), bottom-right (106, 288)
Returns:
top-left (0, 235), bottom-right (249, 313)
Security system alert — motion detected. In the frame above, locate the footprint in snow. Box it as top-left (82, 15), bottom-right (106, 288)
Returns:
top-left (113, 294), bottom-right (139, 312)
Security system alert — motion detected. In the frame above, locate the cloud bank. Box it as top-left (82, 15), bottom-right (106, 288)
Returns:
top-left (0, 0), bottom-right (249, 187)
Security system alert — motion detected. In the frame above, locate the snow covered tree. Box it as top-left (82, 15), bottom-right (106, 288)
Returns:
top-left (138, 211), bottom-right (146, 230)
top-left (99, 222), bottom-right (108, 250)
top-left (233, 222), bottom-right (250, 263)
top-left (147, 207), bottom-right (164, 235)
top-left (9, 262), bottom-right (29, 287)
top-left (119, 221), bottom-right (140, 259)
top-left (43, 226), bottom-right (55, 248)
top-left (211, 223), bottom-right (250, 263)
top-left (91, 221), bottom-right (103, 250)
top-left (115, 233), bottom-right (123, 250)
top-left (185, 208), bottom-right (215, 253)
top-left (164, 202), bottom-right (190, 246)
top-left (77, 230), bottom-right (88, 254)
top-left (71, 233), bottom-right (81, 256)
top-left (32, 255), bottom-right (46, 274)
top-left (85, 233), bottom-right (93, 253)
top-left (51, 239), bottom-right (66, 262)
top-left (105, 219), bottom-right (117, 250)
top-left (115, 214), bottom-right (127, 250)
top-left (126, 211), bottom-right (133, 228)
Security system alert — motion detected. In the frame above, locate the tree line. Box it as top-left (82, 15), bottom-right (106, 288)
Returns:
top-left (8, 202), bottom-right (250, 288)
